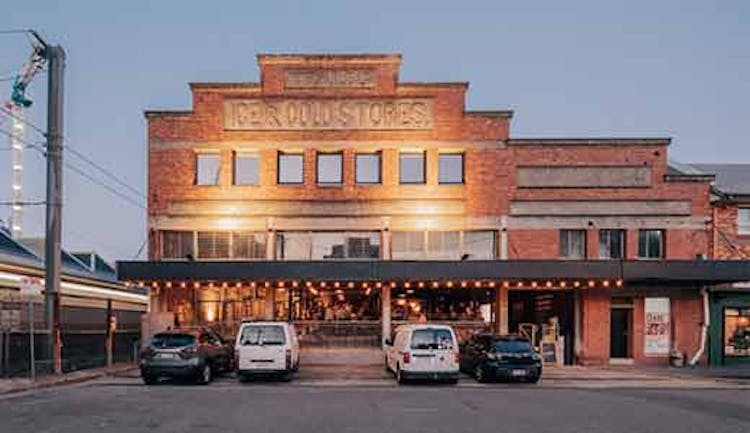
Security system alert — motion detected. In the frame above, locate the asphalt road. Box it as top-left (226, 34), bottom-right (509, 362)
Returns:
top-left (1, 376), bottom-right (749, 433)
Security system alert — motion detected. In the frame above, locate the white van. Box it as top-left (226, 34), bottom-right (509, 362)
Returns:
top-left (235, 321), bottom-right (300, 381)
top-left (384, 324), bottom-right (460, 384)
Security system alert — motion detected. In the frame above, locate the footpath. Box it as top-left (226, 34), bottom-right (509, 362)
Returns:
top-left (0, 363), bottom-right (136, 396)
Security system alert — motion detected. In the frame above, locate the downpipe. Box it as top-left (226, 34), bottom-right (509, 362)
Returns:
top-left (689, 287), bottom-right (710, 367)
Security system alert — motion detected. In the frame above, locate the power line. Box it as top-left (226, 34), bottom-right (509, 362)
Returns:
top-left (0, 200), bottom-right (45, 205)
top-left (63, 160), bottom-right (146, 210)
top-left (0, 105), bottom-right (146, 198)
top-left (0, 29), bottom-right (32, 35)
top-left (1, 125), bottom-right (145, 211)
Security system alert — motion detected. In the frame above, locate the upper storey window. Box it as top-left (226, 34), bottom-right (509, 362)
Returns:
top-left (355, 152), bottom-right (381, 184)
top-left (317, 152), bottom-right (343, 185)
top-left (599, 229), bottom-right (625, 260)
top-left (196, 153), bottom-right (220, 186)
top-left (638, 229), bottom-right (664, 259)
top-left (438, 153), bottom-right (464, 184)
top-left (739, 209), bottom-right (750, 235)
top-left (399, 151), bottom-right (425, 184)
top-left (559, 230), bottom-right (586, 259)
top-left (278, 151), bottom-right (304, 184)
top-left (233, 152), bottom-right (260, 185)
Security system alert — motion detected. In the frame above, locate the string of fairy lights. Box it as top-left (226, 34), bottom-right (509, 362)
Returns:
top-left (125, 278), bottom-right (624, 292)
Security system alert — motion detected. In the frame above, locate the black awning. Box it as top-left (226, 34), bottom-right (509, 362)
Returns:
top-left (117, 260), bottom-right (750, 285)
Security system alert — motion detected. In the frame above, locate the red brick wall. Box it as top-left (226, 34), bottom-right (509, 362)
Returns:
top-left (580, 288), bottom-right (610, 365)
top-left (713, 205), bottom-right (750, 259)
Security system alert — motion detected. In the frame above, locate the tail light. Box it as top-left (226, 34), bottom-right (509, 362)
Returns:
top-left (179, 345), bottom-right (198, 359)
top-left (454, 351), bottom-right (460, 364)
top-left (141, 346), bottom-right (156, 359)
top-left (402, 352), bottom-right (411, 364)
top-left (285, 349), bottom-right (292, 368)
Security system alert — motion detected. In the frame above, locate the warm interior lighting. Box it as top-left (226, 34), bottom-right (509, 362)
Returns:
top-left (235, 282), bottom-right (241, 288)
top-left (347, 282), bottom-right (355, 288)
top-left (193, 282), bottom-right (200, 289)
top-left (222, 282), bottom-right (228, 288)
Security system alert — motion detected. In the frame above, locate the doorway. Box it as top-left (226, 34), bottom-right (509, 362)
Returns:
top-left (610, 298), bottom-right (633, 360)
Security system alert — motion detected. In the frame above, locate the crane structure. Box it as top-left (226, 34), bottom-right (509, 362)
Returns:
top-left (5, 31), bottom-right (47, 238)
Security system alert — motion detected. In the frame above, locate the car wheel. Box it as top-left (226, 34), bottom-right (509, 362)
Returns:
top-left (196, 363), bottom-right (212, 385)
top-left (527, 370), bottom-right (541, 384)
top-left (142, 374), bottom-right (157, 385)
top-left (474, 365), bottom-right (488, 383)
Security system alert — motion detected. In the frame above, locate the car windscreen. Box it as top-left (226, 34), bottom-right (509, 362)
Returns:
top-left (151, 333), bottom-right (195, 348)
top-left (410, 329), bottom-right (454, 350)
top-left (492, 340), bottom-right (534, 353)
top-left (240, 325), bottom-right (286, 346)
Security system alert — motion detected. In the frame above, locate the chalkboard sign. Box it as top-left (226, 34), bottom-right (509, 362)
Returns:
top-left (540, 341), bottom-right (557, 364)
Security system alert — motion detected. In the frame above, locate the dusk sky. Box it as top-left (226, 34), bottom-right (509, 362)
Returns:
top-left (1, 0), bottom-right (748, 262)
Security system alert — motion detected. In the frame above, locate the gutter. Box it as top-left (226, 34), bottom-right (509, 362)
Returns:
top-left (689, 286), bottom-right (710, 366)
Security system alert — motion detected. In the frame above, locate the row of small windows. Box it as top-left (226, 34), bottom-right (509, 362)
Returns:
top-left (195, 151), bottom-right (465, 186)
top-left (559, 229), bottom-right (665, 260)
top-left (162, 230), bottom-right (493, 261)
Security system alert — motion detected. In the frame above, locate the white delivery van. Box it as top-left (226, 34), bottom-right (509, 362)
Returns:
top-left (235, 321), bottom-right (299, 381)
top-left (384, 324), bottom-right (459, 384)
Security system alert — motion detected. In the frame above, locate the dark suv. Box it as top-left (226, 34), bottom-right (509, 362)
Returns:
top-left (140, 328), bottom-right (234, 385)
top-left (459, 334), bottom-right (542, 383)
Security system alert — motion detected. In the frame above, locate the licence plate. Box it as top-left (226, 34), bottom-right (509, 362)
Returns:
top-left (156, 353), bottom-right (176, 359)
top-left (511, 369), bottom-right (526, 377)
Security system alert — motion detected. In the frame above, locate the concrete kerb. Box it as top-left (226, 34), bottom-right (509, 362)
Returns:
top-left (0, 363), bottom-right (138, 396)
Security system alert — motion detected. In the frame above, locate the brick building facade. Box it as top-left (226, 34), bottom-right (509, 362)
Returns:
top-left (119, 54), bottom-right (750, 366)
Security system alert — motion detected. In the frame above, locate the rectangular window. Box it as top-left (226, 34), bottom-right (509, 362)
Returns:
top-left (462, 231), bottom-right (496, 260)
top-left (438, 153), bottom-right (464, 184)
top-left (162, 231), bottom-right (194, 259)
top-left (392, 231), bottom-right (427, 260)
top-left (275, 232), bottom-right (380, 260)
top-left (427, 231), bottom-right (460, 260)
top-left (232, 232), bottom-right (266, 259)
top-left (196, 153), bottom-right (220, 185)
top-left (559, 230), bottom-right (586, 259)
top-left (197, 232), bottom-right (230, 259)
top-left (739, 209), bottom-right (750, 235)
top-left (599, 229), bottom-right (625, 260)
top-left (638, 229), bottom-right (664, 259)
top-left (278, 152), bottom-right (304, 184)
top-left (355, 152), bottom-right (381, 184)
top-left (317, 152), bottom-right (343, 185)
top-left (233, 152), bottom-right (260, 185)
top-left (399, 152), bottom-right (425, 184)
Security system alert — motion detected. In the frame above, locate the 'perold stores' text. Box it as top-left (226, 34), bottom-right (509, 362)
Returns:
top-left (224, 98), bottom-right (434, 130)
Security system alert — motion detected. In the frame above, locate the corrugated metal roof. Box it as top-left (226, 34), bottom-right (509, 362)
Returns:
top-left (691, 164), bottom-right (750, 196)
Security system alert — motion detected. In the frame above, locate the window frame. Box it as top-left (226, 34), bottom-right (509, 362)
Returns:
top-left (399, 151), bottom-right (426, 185)
top-left (316, 151), bottom-right (344, 185)
top-left (277, 151), bottom-right (305, 185)
top-left (438, 152), bottom-right (465, 185)
top-left (598, 229), bottom-right (626, 260)
top-left (355, 152), bottom-right (382, 185)
top-left (559, 229), bottom-right (587, 260)
top-left (195, 152), bottom-right (221, 186)
top-left (637, 229), bottom-right (665, 259)
top-left (738, 208), bottom-right (750, 235)
top-left (232, 151), bottom-right (260, 186)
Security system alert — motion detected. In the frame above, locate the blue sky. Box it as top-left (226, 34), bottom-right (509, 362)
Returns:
top-left (1, 0), bottom-right (748, 262)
